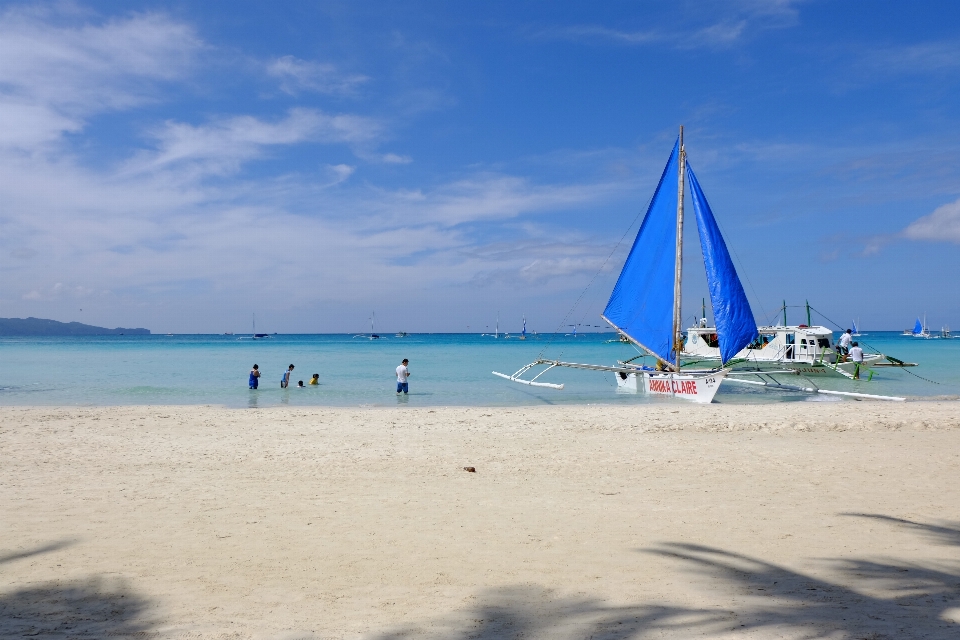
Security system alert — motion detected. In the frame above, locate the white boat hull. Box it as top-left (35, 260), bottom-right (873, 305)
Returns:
top-left (617, 369), bottom-right (727, 403)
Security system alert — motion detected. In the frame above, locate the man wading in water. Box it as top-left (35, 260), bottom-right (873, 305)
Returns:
top-left (396, 359), bottom-right (410, 394)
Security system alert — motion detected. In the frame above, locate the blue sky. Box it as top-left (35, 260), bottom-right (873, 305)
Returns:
top-left (1, 0), bottom-right (959, 333)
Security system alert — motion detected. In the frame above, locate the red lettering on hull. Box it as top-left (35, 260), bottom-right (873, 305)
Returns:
top-left (647, 378), bottom-right (698, 395)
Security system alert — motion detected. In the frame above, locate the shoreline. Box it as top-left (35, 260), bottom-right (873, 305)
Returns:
top-left (2, 399), bottom-right (960, 429)
top-left (3, 403), bottom-right (959, 638)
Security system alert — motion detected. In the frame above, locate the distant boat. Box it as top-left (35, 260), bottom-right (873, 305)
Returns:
top-left (482, 313), bottom-right (500, 338)
top-left (903, 316), bottom-right (931, 338)
top-left (354, 312), bottom-right (383, 339)
top-left (850, 319), bottom-right (861, 337)
top-left (238, 314), bottom-right (270, 340)
top-left (941, 325), bottom-right (953, 339)
top-left (395, 331), bottom-right (408, 338)
top-left (223, 331), bottom-right (234, 335)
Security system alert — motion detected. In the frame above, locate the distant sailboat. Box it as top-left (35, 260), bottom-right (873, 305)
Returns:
top-left (239, 314), bottom-right (270, 340)
top-left (482, 313), bottom-right (500, 338)
top-left (851, 319), bottom-right (861, 337)
top-left (354, 312), bottom-right (383, 339)
top-left (903, 316), bottom-right (931, 338)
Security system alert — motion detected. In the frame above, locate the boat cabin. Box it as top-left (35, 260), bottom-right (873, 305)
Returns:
top-left (684, 324), bottom-right (837, 364)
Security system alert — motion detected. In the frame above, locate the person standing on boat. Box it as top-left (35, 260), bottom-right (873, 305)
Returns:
top-left (396, 359), bottom-right (410, 395)
top-left (281, 364), bottom-right (294, 388)
top-left (849, 342), bottom-right (864, 379)
top-left (837, 329), bottom-right (854, 359)
top-left (249, 364), bottom-right (260, 389)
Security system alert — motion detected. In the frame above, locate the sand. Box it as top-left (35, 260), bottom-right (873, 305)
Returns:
top-left (2, 401), bottom-right (959, 639)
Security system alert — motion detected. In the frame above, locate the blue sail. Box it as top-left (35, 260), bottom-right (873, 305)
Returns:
top-left (687, 162), bottom-right (758, 364)
top-left (852, 320), bottom-right (858, 334)
top-left (913, 318), bottom-right (923, 334)
top-left (602, 141), bottom-right (679, 363)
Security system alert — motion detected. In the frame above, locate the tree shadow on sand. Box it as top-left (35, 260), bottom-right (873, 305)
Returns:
top-left (373, 516), bottom-right (959, 639)
top-left (646, 515), bottom-right (960, 639)
top-left (371, 586), bottom-right (728, 639)
top-left (0, 542), bottom-right (153, 639)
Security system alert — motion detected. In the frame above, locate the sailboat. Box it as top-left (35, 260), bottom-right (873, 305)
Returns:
top-left (493, 128), bottom-right (754, 403)
top-left (851, 319), bottom-right (861, 337)
top-left (353, 312), bottom-right (383, 339)
top-left (238, 314), bottom-right (270, 340)
top-left (482, 313), bottom-right (501, 338)
top-left (502, 315), bottom-right (528, 340)
top-left (903, 316), bottom-right (931, 338)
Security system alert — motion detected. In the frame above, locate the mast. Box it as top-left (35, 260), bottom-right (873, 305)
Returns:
top-left (671, 126), bottom-right (686, 371)
top-left (806, 300), bottom-right (811, 326)
top-left (783, 300), bottom-right (787, 327)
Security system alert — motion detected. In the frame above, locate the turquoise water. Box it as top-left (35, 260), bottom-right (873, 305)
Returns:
top-left (0, 332), bottom-right (957, 407)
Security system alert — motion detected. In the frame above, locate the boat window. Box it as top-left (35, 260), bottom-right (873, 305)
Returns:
top-left (800, 339), bottom-right (807, 345)
top-left (817, 338), bottom-right (830, 347)
top-left (786, 334), bottom-right (795, 344)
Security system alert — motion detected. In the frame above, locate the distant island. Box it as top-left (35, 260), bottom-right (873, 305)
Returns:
top-left (0, 317), bottom-right (150, 336)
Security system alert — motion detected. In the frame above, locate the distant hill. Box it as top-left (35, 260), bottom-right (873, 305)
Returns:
top-left (0, 317), bottom-right (150, 336)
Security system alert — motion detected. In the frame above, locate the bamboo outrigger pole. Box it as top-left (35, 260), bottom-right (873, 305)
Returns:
top-left (672, 126), bottom-right (686, 371)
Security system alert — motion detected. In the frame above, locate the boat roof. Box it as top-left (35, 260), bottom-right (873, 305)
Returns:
top-left (689, 324), bottom-right (833, 334)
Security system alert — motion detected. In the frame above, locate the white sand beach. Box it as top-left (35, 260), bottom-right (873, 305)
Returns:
top-left (2, 402), bottom-right (960, 639)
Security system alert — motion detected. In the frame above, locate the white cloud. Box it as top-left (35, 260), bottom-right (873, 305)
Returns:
top-left (125, 108), bottom-right (382, 177)
top-left (536, 1), bottom-right (800, 49)
top-left (267, 55), bottom-right (368, 95)
top-left (381, 153), bottom-right (413, 164)
top-left (373, 175), bottom-right (621, 227)
top-left (859, 41), bottom-right (960, 75)
top-left (903, 198), bottom-right (960, 243)
top-left (0, 7), bottom-right (201, 149)
top-left (0, 6), bottom-right (632, 331)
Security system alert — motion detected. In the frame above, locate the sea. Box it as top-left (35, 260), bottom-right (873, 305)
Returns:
top-left (1, 332), bottom-right (958, 408)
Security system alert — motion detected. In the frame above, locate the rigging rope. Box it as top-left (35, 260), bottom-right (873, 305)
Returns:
top-left (537, 196), bottom-right (652, 361)
top-left (808, 305), bottom-right (942, 385)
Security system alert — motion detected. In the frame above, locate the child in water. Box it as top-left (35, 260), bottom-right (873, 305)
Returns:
top-left (309, 374), bottom-right (319, 385)
top-left (297, 380), bottom-right (304, 388)
top-left (249, 364), bottom-right (260, 389)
